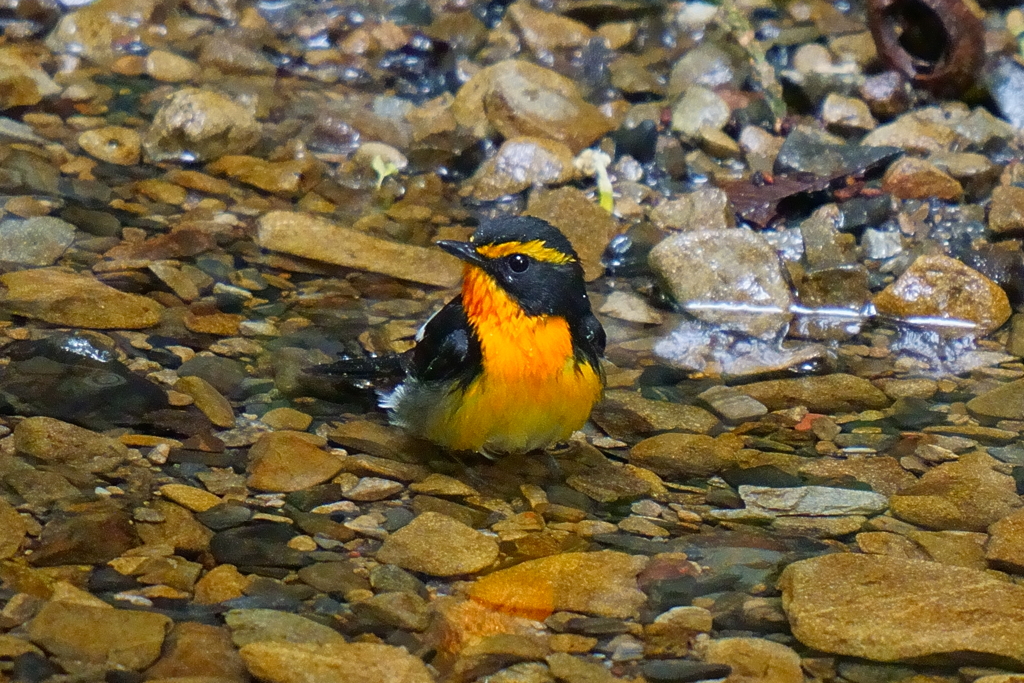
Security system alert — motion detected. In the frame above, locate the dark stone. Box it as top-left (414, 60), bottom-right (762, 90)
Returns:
top-left (370, 564), bottom-right (426, 596)
top-left (210, 523), bottom-right (307, 568)
top-left (177, 355), bottom-right (247, 397)
top-left (297, 561), bottom-right (371, 595)
top-left (0, 334), bottom-right (168, 430)
top-left (30, 504), bottom-right (139, 566)
top-left (774, 127), bottom-right (901, 178)
top-left (642, 660), bottom-right (733, 682)
top-left (12, 652), bottom-right (59, 683)
top-left (285, 484), bottom-right (348, 512)
top-left (646, 573), bottom-right (740, 613)
top-left (562, 616), bottom-right (631, 635)
top-left (196, 502), bottom-right (252, 530)
top-left (721, 466), bottom-right (803, 489)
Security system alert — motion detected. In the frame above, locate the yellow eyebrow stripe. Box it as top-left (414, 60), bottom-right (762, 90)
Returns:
top-left (475, 240), bottom-right (575, 265)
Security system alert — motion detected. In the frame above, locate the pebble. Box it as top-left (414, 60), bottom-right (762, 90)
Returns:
top-left (873, 254), bottom-right (1011, 336)
top-left (597, 390), bottom-right (719, 435)
top-left (988, 184), bottom-right (1024, 235)
top-left (770, 515), bottom-right (867, 538)
top-left (468, 551), bottom-right (647, 620)
top-left (27, 601), bottom-right (170, 670)
top-left (780, 553), bottom-right (1024, 665)
top-left (702, 638), bottom-right (803, 683)
top-left (343, 477), bottom-right (404, 502)
top-left (193, 564), bottom-right (250, 605)
top-left (224, 608), bottom-right (344, 647)
top-left (376, 511), bottom-right (498, 576)
top-left (0, 216), bottom-right (75, 266)
top-left (246, 431), bottom-right (343, 493)
top-left (145, 622), bottom-right (247, 682)
top-left (649, 229), bottom-right (793, 339)
top-left (452, 59), bottom-right (614, 153)
top-left (738, 374), bottom-right (890, 412)
top-left (77, 126), bottom-right (141, 165)
top-left (144, 88), bottom-right (261, 163)
top-left (136, 500), bottom-right (214, 555)
top-left (174, 375), bottom-right (235, 428)
top-left (984, 508), bottom-right (1024, 572)
top-left (206, 155), bottom-right (320, 196)
top-left (467, 137), bottom-right (577, 201)
top-left (598, 291), bottom-right (665, 325)
top-left (409, 473), bottom-right (478, 497)
top-left (144, 50), bottom-right (201, 82)
top-left (0, 499), bottom-right (26, 560)
top-left (861, 113), bottom-right (957, 153)
top-left (672, 86), bottom-right (730, 138)
top-left (630, 433), bottom-right (742, 479)
top-left (889, 453), bottom-right (1021, 531)
top-left (821, 93), bottom-right (877, 132)
top-left (256, 211), bottom-right (460, 288)
top-left (14, 416), bottom-right (128, 473)
top-left (697, 386), bottom-right (768, 423)
top-left (738, 485), bottom-right (889, 517)
top-left (260, 407), bottom-right (313, 431)
top-left (650, 188), bottom-right (734, 232)
top-left (0, 268), bottom-right (163, 329)
top-left (967, 378), bottom-right (1024, 420)
top-left (881, 157), bottom-right (963, 201)
top-left (240, 641), bottom-right (434, 683)
top-left (159, 484), bottom-right (222, 513)
top-left (545, 652), bottom-right (618, 683)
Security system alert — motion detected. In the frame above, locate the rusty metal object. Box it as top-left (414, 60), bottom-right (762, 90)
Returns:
top-left (867, 0), bottom-right (985, 96)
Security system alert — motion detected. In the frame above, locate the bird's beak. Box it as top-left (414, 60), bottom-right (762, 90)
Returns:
top-left (437, 240), bottom-right (487, 268)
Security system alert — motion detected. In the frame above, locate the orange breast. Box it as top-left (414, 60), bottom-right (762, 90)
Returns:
top-left (424, 267), bottom-right (603, 453)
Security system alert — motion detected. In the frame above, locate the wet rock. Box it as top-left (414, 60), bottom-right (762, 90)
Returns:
top-left (206, 155), bottom-right (320, 196)
top-left (136, 499), bottom-right (214, 555)
top-left (0, 216), bottom-right (75, 266)
top-left (77, 126), bottom-right (141, 166)
top-left (780, 553), bottom-right (1024, 665)
top-left (31, 504), bottom-right (138, 566)
top-left (545, 652), bottom-right (616, 683)
top-left (738, 374), bottom-right (889, 413)
top-left (596, 390), bottom-right (719, 436)
top-left (45, 0), bottom-right (156, 65)
top-left (800, 204), bottom-right (852, 271)
top-left (225, 608), bottom-right (344, 647)
top-left (0, 47), bottom-right (59, 109)
top-left (14, 416), bottom-right (128, 473)
top-left (649, 229), bottom-right (793, 339)
top-left (630, 433), bottom-right (742, 479)
top-left (889, 453), bottom-right (1021, 532)
top-left (452, 60), bottom-right (614, 153)
top-left (985, 508), bottom-right (1024, 573)
top-left (145, 622), bottom-right (247, 682)
top-left (702, 638), bottom-right (802, 683)
top-left (967, 378), bottom-right (1024, 421)
top-left (297, 561), bottom-right (369, 596)
top-left (144, 88), bottom-right (261, 163)
top-left (27, 601), bottom-right (170, 670)
top-left (738, 486), bottom-right (888, 517)
top-left (650, 189), bottom-right (734, 233)
top-left (194, 564), bottom-right (250, 604)
top-left (988, 185), bottom-right (1024, 236)
top-left (344, 477), bottom-right (403, 502)
top-left (644, 660), bottom-right (732, 683)
top-left (174, 376), bottom-right (234, 428)
top-left (160, 484), bottom-right (221, 513)
top-left (466, 137), bottom-right (576, 201)
top-left (774, 127), bottom-right (898, 178)
top-left (770, 515), bottom-right (867, 539)
top-left (0, 268), bottom-right (163, 329)
top-left (798, 456), bottom-right (915, 498)
top-left (598, 291), bottom-right (664, 325)
top-left (668, 42), bottom-right (745, 96)
top-left (145, 50), bottom-right (201, 82)
top-left (507, 2), bottom-right (595, 52)
top-left (239, 641), bottom-right (434, 683)
top-left (821, 93), bottom-right (877, 133)
top-left (861, 113), bottom-right (957, 154)
top-left (256, 211), bottom-right (460, 288)
top-left (352, 591), bottom-right (431, 632)
top-left (376, 511), bottom-right (498, 577)
top-left (697, 386), bottom-right (768, 423)
top-left (881, 157), bottom-right (963, 201)
top-left (261, 407), bottom-right (313, 431)
top-left (468, 551), bottom-right (647, 620)
top-left (873, 255), bottom-right (1011, 336)
top-left (247, 431), bottom-right (343, 493)
top-left (0, 499), bottom-right (27, 559)
top-left (672, 86), bottom-right (730, 138)
top-left (525, 187), bottom-right (619, 282)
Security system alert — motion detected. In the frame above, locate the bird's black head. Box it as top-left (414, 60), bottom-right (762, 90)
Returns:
top-left (436, 216), bottom-right (591, 319)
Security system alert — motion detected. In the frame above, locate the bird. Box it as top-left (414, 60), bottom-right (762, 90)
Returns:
top-left (380, 216), bottom-right (606, 456)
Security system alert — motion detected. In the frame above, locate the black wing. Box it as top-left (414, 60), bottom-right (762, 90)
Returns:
top-left (570, 311), bottom-right (605, 370)
top-left (408, 295), bottom-right (483, 388)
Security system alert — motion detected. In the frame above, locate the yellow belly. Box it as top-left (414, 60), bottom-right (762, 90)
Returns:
top-left (426, 357), bottom-right (602, 453)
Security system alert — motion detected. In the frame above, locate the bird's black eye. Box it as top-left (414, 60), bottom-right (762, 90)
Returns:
top-left (506, 253), bottom-right (530, 273)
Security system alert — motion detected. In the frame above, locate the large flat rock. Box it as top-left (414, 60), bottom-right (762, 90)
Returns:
top-left (780, 553), bottom-right (1024, 665)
